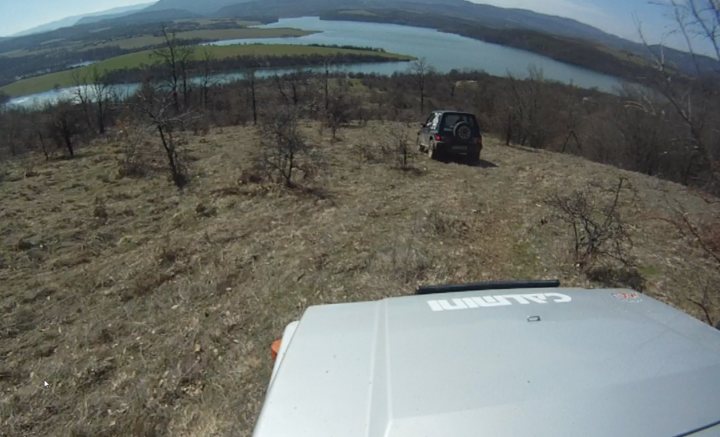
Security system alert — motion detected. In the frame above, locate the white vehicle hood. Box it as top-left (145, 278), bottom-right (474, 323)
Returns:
top-left (253, 288), bottom-right (720, 437)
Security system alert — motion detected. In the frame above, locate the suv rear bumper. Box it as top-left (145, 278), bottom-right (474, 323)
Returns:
top-left (436, 141), bottom-right (482, 155)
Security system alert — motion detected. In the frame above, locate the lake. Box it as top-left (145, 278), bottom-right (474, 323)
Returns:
top-left (9, 16), bottom-right (625, 107)
top-left (218, 17), bottom-right (624, 91)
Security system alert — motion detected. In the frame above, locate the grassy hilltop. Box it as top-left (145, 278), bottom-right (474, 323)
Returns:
top-left (1, 122), bottom-right (717, 435)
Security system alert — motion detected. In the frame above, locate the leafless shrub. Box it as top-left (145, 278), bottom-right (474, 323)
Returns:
top-left (688, 283), bottom-right (718, 326)
top-left (546, 177), bottom-right (635, 270)
top-left (45, 100), bottom-right (84, 158)
top-left (381, 122), bottom-right (414, 170)
top-left (239, 163), bottom-right (267, 185)
top-left (190, 115), bottom-right (211, 136)
top-left (0, 108), bottom-right (54, 160)
top-left (136, 83), bottom-right (192, 188)
top-left (356, 141), bottom-right (383, 163)
top-left (256, 108), bottom-right (316, 187)
top-left (325, 90), bottom-right (352, 141)
top-left (670, 205), bottom-right (720, 267)
top-left (116, 119), bottom-right (151, 178)
top-left (663, 195), bottom-right (720, 324)
top-left (93, 197), bottom-right (109, 223)
top-left (419, 210), bottom-right (469, 239)
top-left (585, 265), bottom-right (646, 291)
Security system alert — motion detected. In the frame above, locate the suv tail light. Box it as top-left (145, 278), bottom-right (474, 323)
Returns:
top-left (434, 134), bottom-right (443, 141)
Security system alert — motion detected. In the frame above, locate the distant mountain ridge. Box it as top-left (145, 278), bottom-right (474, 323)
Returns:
top-left (76, 3), bottom-right (162, 26)
top-left (147, 0), bottom-right (254, 15)
top-left (86, 8), bottom-right (202, 26)
top-left (210, 0), bottom-right (718, 73)
top-left (154, 0), bottom-right (627, 49)
top-left (4, 0), bottom-right (717, 78)
top-left (11, 3), bottom-right (156, 37)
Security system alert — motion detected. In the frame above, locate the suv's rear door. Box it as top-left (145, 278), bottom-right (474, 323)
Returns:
top-left (440, 113), bottom-right (479, 144)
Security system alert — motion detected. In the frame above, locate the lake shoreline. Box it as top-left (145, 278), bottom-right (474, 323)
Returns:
top-left (3, 44), bottom-right (413, 101)
top-left (7, 17), bottom-right (631, 106)
top-left (249, 17), bottom-right (625, 91)
top-left (316, 11), bottom-right (655, 84)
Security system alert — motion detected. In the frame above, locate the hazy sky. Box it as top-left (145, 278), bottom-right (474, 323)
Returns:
top-left (0, 0), bottom-right (144, 35)
top-left (479, 0), bottom-right (674, 40)
top-left (0, 0), bottom-right (692, 49)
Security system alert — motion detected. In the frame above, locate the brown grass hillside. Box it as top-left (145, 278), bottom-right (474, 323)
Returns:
top-left (1, 122), bottom-right (718, 436)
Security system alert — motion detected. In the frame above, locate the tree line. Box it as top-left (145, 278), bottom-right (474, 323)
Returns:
top-left (1, 62), bottom-right (718, 192)
top-left (0, 1), bottom-right (717, 193)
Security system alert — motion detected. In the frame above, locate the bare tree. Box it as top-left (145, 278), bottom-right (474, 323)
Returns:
top-left (0, 108), bottom-right (31, 157)
top-left (638, 1), bottom-right (720, 189)
top-left (409, 58), bottom-right (432, 114)
top-left (245, 68), bottom-right (258, 125)
top-left (36, 129), bottom-right (51, 161)
top-left (72, 70), bottom-right (94, 132)
top-left (136, 83), bottom-right (190, 187)
top-left (323, 60), bottom-right (331, 112)
top-left (89, 67), bottom-right (113, 135)
top-left (199, 48), bottom-right (215, 110)
top-left (72, 67), bottom-right (113, 135)
top-left (560, 99), bottom-right (585, 154)
top-left (46, 100), bottom-right (83, 158)
top-left (663, 194), bottom-right (720, 325)
top-left (153, 27), bottom-right (194, 113)
top-left (666, 0), bottom-right (720, 67)
top-left (505, 66), bottom-right (557, 149)
top-left (274, 70), bottom-right (306, 107)
top-left (612, 85), bottom-right (678, 177)
top-left (325, 81), bottom-right (353, 141)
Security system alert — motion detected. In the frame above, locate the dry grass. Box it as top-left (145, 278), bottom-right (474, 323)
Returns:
top-left (1, 122), bottom-right (719, 436)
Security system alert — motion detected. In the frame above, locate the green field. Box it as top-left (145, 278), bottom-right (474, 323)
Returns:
top-left (0, 44), bottom-right (413, 97)
top-left (335, 9), bottom-right (380, 17)
top-left (95, 28), bottom-right (317, 50)
top-left (0, 27), bottom-right (316, 57)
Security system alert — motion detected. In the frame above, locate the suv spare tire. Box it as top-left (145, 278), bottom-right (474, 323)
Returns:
top-left (454, 122), bottom-right (472, 141)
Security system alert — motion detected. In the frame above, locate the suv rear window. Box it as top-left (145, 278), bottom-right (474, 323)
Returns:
top-left (441, 113), bottom-right (478, 131)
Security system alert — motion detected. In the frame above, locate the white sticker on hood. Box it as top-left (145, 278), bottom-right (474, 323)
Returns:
top-left (427, 293), bottom-right (572, 312)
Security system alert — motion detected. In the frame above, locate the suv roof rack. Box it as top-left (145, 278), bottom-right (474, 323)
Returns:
top-left (416, 279), bottom-right (561, 295)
